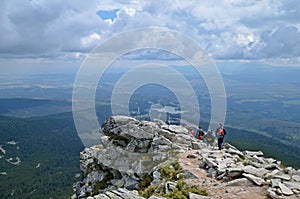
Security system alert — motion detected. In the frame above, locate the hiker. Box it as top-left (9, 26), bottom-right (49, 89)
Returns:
top-left (204, 129), bottom-right (215, 147)
top-left (189, 128), bottom-right (195, 137)
top-left (198, 126), bottom-right (204, 140)
top-left (216, 123), bottom-right (226, 150)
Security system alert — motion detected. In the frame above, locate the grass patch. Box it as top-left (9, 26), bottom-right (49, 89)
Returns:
top-left (139, 160), bottom-right (207, 199)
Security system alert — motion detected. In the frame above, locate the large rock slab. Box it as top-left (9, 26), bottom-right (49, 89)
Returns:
top-left (189, 193), bottom-right (215, 199)
top-left (242, 173), bottom-right (265, 186)
top-left (243, 165), bottom-right (269, 177)
top-left (278, 182), bottom-right (294, 196)
top-left (226, 178), bottom-right (253, 186)
top-left (161, 125), bottom-right (188, 134)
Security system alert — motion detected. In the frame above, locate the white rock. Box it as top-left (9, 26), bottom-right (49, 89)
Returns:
top-left (270, 179), bottom-right (281, 188)
top-left (226, 148), bottom-right (244, 157)
top-left (278, 182), bottom-right (294, 196)
top-left (242, 173), bottom-right (265, 186)
top-left (292, 175), bottom-right (300, 182)
top-left (189, 192), bottom-right (214, 199)
top-left (266, 188), bottom-right (284, 199)
top-left (243, 165), bottom-right (269, 177)
top-left (283, 181), bottom-right (300, 190)
top-left (243, 150), bottom-right (264, 157)
top-left (226, 178), bottom-right (253, 186)
top-left (274, 174), bottom-right (291, 181)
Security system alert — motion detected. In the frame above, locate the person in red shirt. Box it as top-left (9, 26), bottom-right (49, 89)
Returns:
top-left (216, 123), bottom-right (227, 150)
top-left (190, 128), bottom-right (195, 137)
top-left (198, 126), bottom-right (204, 140)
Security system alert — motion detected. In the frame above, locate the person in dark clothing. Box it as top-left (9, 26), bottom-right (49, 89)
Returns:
top-left (198, 126), bottom-right (204, 140)
top-left (216, 123), bottom-right (226, 150)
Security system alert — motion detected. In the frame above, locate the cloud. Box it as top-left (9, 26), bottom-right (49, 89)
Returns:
top-left (0, 0), bottom-right (299, 62)
top-left (0, 0), bottom-right (105, 57)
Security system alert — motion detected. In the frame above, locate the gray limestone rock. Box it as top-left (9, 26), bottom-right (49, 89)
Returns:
top-left (283, 181), bottom-right (300, 190)
top-left (226, 178), bottom-right (253, 186)
top-left (189, 193), bottom-right (215, 199)
top-left (86, 171), bottom-right (106, 184)
top-left (165, 181), bottom-right (177, 193)
top-left (242, 165), bottom-right (269, 177)
top-left (192, 142), bottom-right (202, 150)
top-left (266, 188), bottom-right (284, 199)
top-left (74, 115), bottom-right (300, 199)
top-left (270, 179), bottom-right (281, 188)
top-left (178, 170), bottom-right (198, 179)
top-left (242, 173), bottom-right (265, 186)
top-left (161, 125), bottom-right (188, 134)
top-left (208, 167), bottom-right (217, 178)
top-left (226, 148), bottom-right (244, 157)
top-left (243, 150), bottom-right (264, 157)
top-left (187, 154), bottom-right (198, 158)
top-left (149, 196), bottom-right (166, 199)
top-left (292, 175), bottom-right (300, 182)
top-left (278, 182), bottom-right (294, 196)
top-left (274, 173), bottom-right (291, 181)
top-left (158, 129), bottom-right (177, 141)
top-left (204, 158), bottom-right (218, 168)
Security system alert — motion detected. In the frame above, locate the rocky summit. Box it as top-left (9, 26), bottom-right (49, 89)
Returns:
top-left (72, 116), bottom-right (300, 199)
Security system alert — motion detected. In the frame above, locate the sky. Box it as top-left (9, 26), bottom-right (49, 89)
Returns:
top-left (0, 0), bottom-right (299, 71)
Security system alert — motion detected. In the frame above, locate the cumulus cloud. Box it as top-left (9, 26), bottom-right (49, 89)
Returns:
top-left (0, 0), bottom-right (105, 57)
top-left (0, 0), bottom-right (299, 62)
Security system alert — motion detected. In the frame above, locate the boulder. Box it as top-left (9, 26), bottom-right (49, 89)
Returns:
top-left (243, 150), bottom-right (264, 157)
top-left (283, 181), bottom-right (300, 190)
top-left (278, 182), bottom-right (294, 196)
top-left (226, 178), bottom-right (253, 186)
top-left (242, 173), bottom-right (265, 186)
top-left (161, 125), bottom-right (188, 134)
top-left (266, 188), bottom-right (284, 199)
top-left (274, 173), bottom-right (291, 181)
top-left (270, 179), bottom-right (281, 188)
top-left (226, 148), bottom-right (244, 157)
top-left (292, 175), bottom-right (300, 182)
top-left (157, 130), bottom-right (177, 141)
top-left (243, 165), bottom-right (269, 177)
top-left (208, 167), bottom-right (217, 178)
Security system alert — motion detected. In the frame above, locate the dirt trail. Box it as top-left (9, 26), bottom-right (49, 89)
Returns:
top-left (178, 150), bottom-right (270, 199)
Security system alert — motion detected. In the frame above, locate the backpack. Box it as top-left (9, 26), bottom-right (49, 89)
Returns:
top-left (217, 128), bottom-right (225, 137)
top-left (198, 130), bottom-right (204, 140)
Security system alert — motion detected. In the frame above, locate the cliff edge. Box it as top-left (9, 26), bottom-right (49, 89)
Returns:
top-left (72, 116), bottom-right (300, 199)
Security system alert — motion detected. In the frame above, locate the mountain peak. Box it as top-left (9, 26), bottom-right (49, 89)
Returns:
top-left (72, 116), bottom-right (300, 199)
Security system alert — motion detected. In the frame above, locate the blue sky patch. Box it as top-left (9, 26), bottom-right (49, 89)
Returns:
top-left (97, 9), bottom-right (118, 21)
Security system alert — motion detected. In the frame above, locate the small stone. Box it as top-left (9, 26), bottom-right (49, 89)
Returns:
top-left (204, 158), bottom-right (218, 168)
top-left (192, 142), bottom-right (202, 150)
top-left (179, 170), bottom-right (198, 179)
top-left (187, 154), bottom-right (198, 158)
top-left (208, 167), bottom-right (217, 178)
top-left (199, 160), bottom-right (207, 169)
top-left (292, 189), bottom-right (300, 194)
top-left (266, 188), bottom-right (284, 199)
top-left (149, 196), bottom-right (166, 199)
top-left (226, 148), bottom-right (244, 157)
top-left (275, 188), bottom-right (283, 195)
